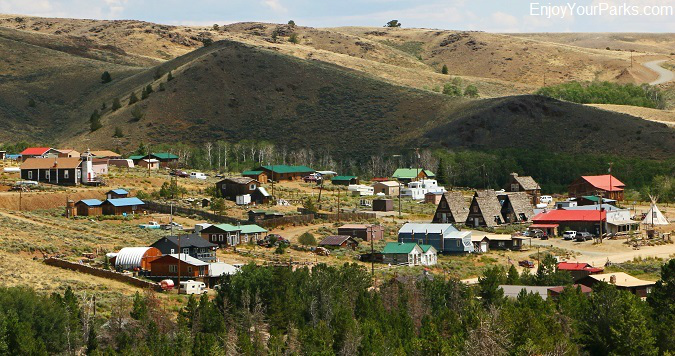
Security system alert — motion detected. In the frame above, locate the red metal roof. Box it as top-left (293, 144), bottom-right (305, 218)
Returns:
top-left (557, 262), bottom-right (604, 272)
top-left (20, 147), bottom-right (51, 156)
top-left (533, 209), bottom-right (606, 222)
top-left (581, 175), bottom-right (625, 192)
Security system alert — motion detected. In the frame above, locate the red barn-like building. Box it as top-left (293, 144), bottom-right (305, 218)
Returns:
top-left (568, 175), bottom-right (625, 201)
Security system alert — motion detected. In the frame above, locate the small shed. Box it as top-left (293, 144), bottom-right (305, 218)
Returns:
top-left (337, 224), bottom-right (384, 241)
top-left (318, 235), bottom-right (359, 250)
top-left (242, 170), bottom-right (268, 183)
top-left (106, 188), bottom-right (129, 199)
top-left (331, 176), bottom-right (359, 186)
top-left (108, 159), bottom-right (134, 168)
top-left (114, 247), bottom-right (162, 270)
top-left (373, 199), bottom-right (394, 212)
top-left (424, 192), bottom-right (443, 205)
top-left (138, 159), bottom-right (159, 170)
top-left (75, 199), bottom-right (103, 216)
top-left (372, 181), bottom-right (400, 196)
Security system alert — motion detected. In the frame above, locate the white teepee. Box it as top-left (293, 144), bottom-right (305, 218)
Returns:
top-left (642, 196), bottom-right (670, 226)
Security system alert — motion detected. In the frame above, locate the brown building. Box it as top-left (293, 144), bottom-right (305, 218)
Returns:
top-left (568, 175), bottom-right (625, 201)
top-left (318, 235), bottom-right (359, 250)
top-left (242, 170), bottom-right (268, 183)
top-left (101, 197), bottom-right (145, 215)
top-left (373, 181), bottom-right (401, 196)
top-left (137, 159), bottom-right (160, 170)
top-left (215, 177), bottom-right (269, 204)
top-left (373, 199), bottom-right (394, 212)
top-left (337, 224), bottom-right (384, 241)
top-left (498, 192), bottom-right (534, 223)
top-left (253, 165), bottom-right (315, 181)
top-left (504, 173), bottom-right (541, 205)
top-left (424, 192), bottom-right (444, 205)
top-left (55, 149), bottom-right (80, 158)
top-left (149, 254), bottom-right (209, 278)
top-left (75, 199), bottom-right (103, 216)
top-left (466, 190), bottom-right (503, 227)
top-left (432, 191), bottom-right (470, 224)
top-left (557, 262), bottom-right (604, 281)
top-left (113, 247), bottom-right (162, 271)
top-left (20, 157), bottom-right (82, 185)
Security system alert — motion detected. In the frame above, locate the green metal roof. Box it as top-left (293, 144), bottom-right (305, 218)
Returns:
top-left (239, 224), bottom-right (268, 234)
top-left (382, 242), bottom-right (419, 254)
top-left (331, 175), bottom-right (357, 181)
top-left (212, 223), bottom-right (241, 232)
top-left (581, 195), bottom-right (616, 202)
top-left (420, 245), bottom-right (435, 253)
top-left (242, 170), bottom-right (264, 175)
top-left (392, 168), bottom-right (435, 179)
top-left (128, 155), bottom-right (144, 160)
top-left (151, 152), bottom-right (179, 160)
top-left (259, 165), bottom-right (314, 174)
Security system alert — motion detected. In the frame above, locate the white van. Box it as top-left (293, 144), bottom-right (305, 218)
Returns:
top-left (190, 172), bottom-right (207, 180)
top-left (178, 280), bottom-right (208, 295)
top-left (539, 195), bottom-right (553, 204)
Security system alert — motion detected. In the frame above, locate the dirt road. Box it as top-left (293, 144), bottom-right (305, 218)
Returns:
top-left (644, 59), bottom-right (674, 85)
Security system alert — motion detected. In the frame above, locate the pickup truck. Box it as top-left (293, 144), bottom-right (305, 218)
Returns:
top-left (161, 222), bottom-right (183, 230)
top-left (519, 260), bottom-right (535, 268)
top-left (139, 221), bottom-right (161, 229)
top-left (575, 232), bottom-right (593, 241)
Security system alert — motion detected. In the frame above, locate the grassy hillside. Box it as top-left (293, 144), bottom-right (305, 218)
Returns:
top-left (71, 40), bottom-right (674, 159)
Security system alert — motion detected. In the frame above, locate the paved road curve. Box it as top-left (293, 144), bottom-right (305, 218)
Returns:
top-left (644, 59), bottom-right (675, 85)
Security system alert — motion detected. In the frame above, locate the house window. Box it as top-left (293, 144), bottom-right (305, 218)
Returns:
top-left (182, 248), bottom-right (189, 255)
top-left (473, 206), bottom-right (478, 213)
top-left (219, 234), bottom-right (224, 242)
top-left (77, 170), bottom-right (81, 179)
top-left (169, 265), bottom-right (177, 273)
top-left (28, 171), bottom-right (32, 180)
top-left (187, 266), bottom-right (193, 274)
top-left (64, 170), bottom-right (69, 179)
top-left (45, 171), bottom-right (50, 180)
top-left (250, 183), bottom-right (257, 190)
top-left (511, 184), bottom-right (519, 191)
top-left (440, 201), bottom-right (447, 208)
top-left (170, 249), bottom-right (175, 254)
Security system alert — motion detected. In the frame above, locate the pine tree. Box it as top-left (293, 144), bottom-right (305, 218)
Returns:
top-left (435, 157), bottom-right (447, 185)
top-left (100, 102), bottom-right (106, 110)
top-left (441, 64), bottom-right (448, 75)
top-left (89, 110), bottom-right (102, 132)
top-left (113, 127), bottom-right (124, 138)
top-left (506, 264), bottom-right (520, 284)
top-left (141, 87), bottom-right (149, 100)
top-left (101, 71), bottom-right (112, 83)
top-left (289, 33), bottom-right (299, 44)
top-left (128, 92), bottom-right (138, 105)
top-left (111, 98), bottom-right (121, 111)
top-left (27, 98), bottom-right (36, 108)
top-left (145, 84), bottom-right (154, 94)
top-left (167, 71), bottom-right (174, 81)
top-left (158, 82), bottom-right (166, 91)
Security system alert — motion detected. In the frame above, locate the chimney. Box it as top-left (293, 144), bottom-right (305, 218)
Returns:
top-left (510, 172), bottom-right (518, 178)
top-left (609, 275), bottom-right (616, 284)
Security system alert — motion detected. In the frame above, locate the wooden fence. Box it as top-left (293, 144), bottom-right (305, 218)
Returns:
top-left (44, 258), bottom-right (161, 291)
top-left (144, 201), bottom-right (245, 225)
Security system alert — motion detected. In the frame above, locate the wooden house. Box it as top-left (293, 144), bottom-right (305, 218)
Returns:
top-left (557, 262), bottom-right (604, 281)
top-left (20, 157), bottom-right (82, 185)
top-left (200, 224), bottom-right (242, 247)
top-left (568, 175), bottom-right (625, 201)
top-left (75, 199), bottom-right (103, 216)
top-left (331, 176), bottom-right (359, 186)
top-left (253, 165), bottom-right (314, 181)
top-left (337, 224), bottom-right (384, 241)
top-left (92, 158), bottom-right (109, 175)
top-left (142, 152), bottom-right (179, 168)
top-left (391, 168), bottom-right (435, 183)
top-left (498, 192), bottom-right (534, 223)
top-left (578, 272), bottom-right (655, 298)
top-left (128, 155), bottom-right (145, 165)
top-left (466, 190), bottom-right (503, 227)
top-left (242, 170), bottom-right (268, 183)
top-left (372, 181), bottom-right (401, 196)
top-left (101, 197), bottom-right (145, 215)
top-left (151, 234), bottom-right (217, 262)
top-left (424, 192), bottom-right (443, 205)
top-left (238, 224), bottom-right (268, 244)
top-left (398, 223), bottom-right (473, 253)
top-left (149, 254), bottom-right (209, 279)
top-left (531, 209), bottom-right (605, 236)
top-left (432, 191), bottom-right (470, 224)
top-left (19, 147), bottom-right (57, 161)
top-left (504, 173), bottom-right (541, 205)
top-left (381, 242), bottom-right (424, 266)
top-left (318, 235), bottom-right (359, 250)
top-left (108, 159), bottom-right (134, 168)
top-left (90, 150), bottom-right (122, 159)
top-left (55, 149), bottom-right (80, 158)
top-left (137, 158), bottom-right (159, 170)
top-left (248, 210), bottom-right (284, 223)
top-left (106, 188), bottom-right (129, 199)
top-left (484, 235), bottom-right (529, 251)
top-left (0, 151), bottom-right (6, 160)
top-left (215, 177), bottom-right (269, 204)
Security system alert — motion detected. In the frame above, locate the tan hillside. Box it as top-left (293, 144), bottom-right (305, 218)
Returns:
top-left (588, 104), bottom-right (675, 126)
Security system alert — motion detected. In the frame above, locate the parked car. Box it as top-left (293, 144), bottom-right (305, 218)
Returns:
top-left (161, 222), bottom-right (183, 230)
top-left (190, 172), bottom-right (207, 180)
top-left (178, 280), bottom-right (208, 295)
top-left (303, 175), bottom-right (318, 183)
top-left (170, 169), bottom-right (189, 178)
top-left (575, 232), bottom-right (593, 241)
top-left (539, 195), bottom-right (553, 204)
top-left (563, 230), bottom-right (577, 240)
top-left (139, 221), bottom-right (161, 229)
top-left (525, 229), bottom-right (545, 238)
top-left (519, 260), bottom-right (535, 268)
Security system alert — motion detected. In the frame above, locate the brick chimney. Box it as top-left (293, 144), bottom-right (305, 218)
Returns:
top-left (609, 275), bottom-right (616, 284)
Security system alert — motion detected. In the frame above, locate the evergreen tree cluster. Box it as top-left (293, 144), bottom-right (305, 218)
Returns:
top-left (536, 81), bottom-right (665, 108)
top-left (1, 261), bottom-right (673, 354)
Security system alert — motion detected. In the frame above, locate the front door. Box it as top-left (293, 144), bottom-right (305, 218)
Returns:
top-left (481, 242), bottom-right (488, 253)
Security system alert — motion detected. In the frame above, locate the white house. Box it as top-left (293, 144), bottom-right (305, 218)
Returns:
top-left (420, 245), bottom-right (438, 266)
top-left (348, 184), bottom-right (374, 196)
top-left (401, 179), bottom-right (447, 200)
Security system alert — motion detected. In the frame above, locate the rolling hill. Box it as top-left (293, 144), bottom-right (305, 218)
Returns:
top-left (0, 14), bottom-right (673, 159)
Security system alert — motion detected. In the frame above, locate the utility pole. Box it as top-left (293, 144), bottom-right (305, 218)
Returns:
top-left (398, 183), bottom-right (402, 218)
top-left (317, 176), bottom-right (324, 210)
top-left (597, 191), bottom-right (604, 244)
top-left (271, 165), bottom-right (275, 201)
top-left (19, 187), bottom-right (22, 211)
top-left (337, 187), bottom-right (341, 222)
top-left (370, 227), bottom-right (374, 278)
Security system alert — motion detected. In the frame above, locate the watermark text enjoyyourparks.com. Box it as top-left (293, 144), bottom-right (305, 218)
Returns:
top-left (530, 2), bottom-right (674, 18)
